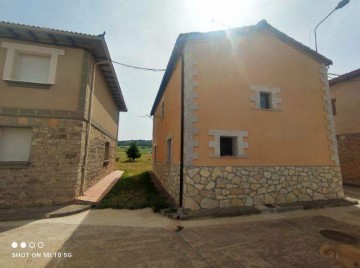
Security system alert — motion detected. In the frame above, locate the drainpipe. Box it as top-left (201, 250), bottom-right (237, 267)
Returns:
top-left (179, 53), bottom-right (185, 207)
top-left (80, 60), bottom-right (109, 195)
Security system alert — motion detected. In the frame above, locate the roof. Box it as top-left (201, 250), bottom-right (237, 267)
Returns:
top-left (150, 20), bottom-right (332, 115)
top-left (329, 68), bottom-right (360, 86)
top-left (0, 21), bottom-right (127, 112)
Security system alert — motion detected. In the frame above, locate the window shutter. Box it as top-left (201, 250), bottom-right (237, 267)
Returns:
top-left (0, 128), bottom-right (33, 161)
top-left (16, 54), bottom-right (51, 83)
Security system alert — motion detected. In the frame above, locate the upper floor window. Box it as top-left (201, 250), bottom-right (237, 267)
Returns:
top-left (331, 98), bottom-right (337, 116)
top-left (250, 86), bottom-right (282, 111)
top-left (1, 42), bottom-right (65, 85)
top-left (160, 98), bottom-right (165, 118)
top-left (260, 92), bottom-right (271, 109)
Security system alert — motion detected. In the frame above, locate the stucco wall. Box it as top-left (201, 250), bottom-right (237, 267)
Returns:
top-left (152, 59), bottom-right (182, 164)
top-left (330, 78), bottom-right (360, 135)
top-left (331, 79), bottom-right (360, 185)
top-left (184, 31), bottom-right (334, 167)
top-left (90, 63), bottom-right (119, 138)
top-left (0, 38), bottom-right (84, 112)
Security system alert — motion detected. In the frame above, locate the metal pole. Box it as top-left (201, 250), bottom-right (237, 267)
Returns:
top-left (314, 9), bottom-right (336, 52)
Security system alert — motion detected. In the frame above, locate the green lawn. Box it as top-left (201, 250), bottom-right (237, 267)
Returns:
top-left (97, 146), bottom-right (171, 212)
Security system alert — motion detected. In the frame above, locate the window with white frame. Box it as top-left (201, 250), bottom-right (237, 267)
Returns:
top-left (209, 130), bottom-right (248, 158)
top-left (250, 86), bottom-right (281, 110)
top-left (0, 127), bottom-right (33, 162)
top-left (1, 42), bottom-right (65, 85)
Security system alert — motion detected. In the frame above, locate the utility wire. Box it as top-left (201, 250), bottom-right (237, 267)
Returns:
top-left (110, 60), bottom-right (166, 72)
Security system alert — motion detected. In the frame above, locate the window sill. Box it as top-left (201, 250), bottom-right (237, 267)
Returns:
top-left (209, 155), bottom-right (248, 159)
top-left (252, 107), bottom-right (281, 112)
top-left (0, 161), bottom-right (30, 169)
top-left (5, 80), bottom-right (52, 89)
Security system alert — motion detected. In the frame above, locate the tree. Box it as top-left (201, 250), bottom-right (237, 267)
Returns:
top-left (126, 142), bottom-right (142, 162)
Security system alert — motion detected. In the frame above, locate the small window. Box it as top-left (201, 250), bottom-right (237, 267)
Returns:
top-left (331, 98), bottom-right (337, 116)
top-left (154, 145), bottom-right (157, 161)
top-left (160, 99), bottom-right (165, 118)
top-left (16, 54), bottom-right (51, 83)
top-left (167, 138), bottom-right (172, 162)
top-left (220, 136), bottom-right (236, 157)
top-left (0, 127), bottom-right (32, 162)
top-left (260, 92), bottom-right (271, 109)
top-left (104, 142), bottom-right (110, 163)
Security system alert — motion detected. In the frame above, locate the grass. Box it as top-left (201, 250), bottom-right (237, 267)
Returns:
top-left (97, 146), bottom-right (171, 212)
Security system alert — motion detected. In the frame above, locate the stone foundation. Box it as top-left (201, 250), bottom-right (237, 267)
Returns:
top-left (183, 166), bottom-right (344, 210)
top-left (84, 126), bottom-right (116, 191)
top-left (153, 161), bottom-right (180, 205)
top-left (0, 116), bottom-right (85, 208)
top-left (337, 133), bottom-right (360, 185)
top-left (0, 115), bottom-right (116, 208)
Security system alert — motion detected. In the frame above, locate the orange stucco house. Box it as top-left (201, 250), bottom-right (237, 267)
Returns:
top-left (330, 69), bottom-right (360, 186)
top-left (151, 20), bottom-right (344, 210)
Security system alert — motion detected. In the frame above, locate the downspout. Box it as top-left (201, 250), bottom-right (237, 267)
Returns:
top-left (179, 53), bottom-right (185, 207)
top-left (80, 60), bottom-right (109, 195)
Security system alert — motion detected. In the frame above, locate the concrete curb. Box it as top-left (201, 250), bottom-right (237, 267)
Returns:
top-left (167, 198), bottom-right (358, 220)
top-left (45, 205), bottom-right (92, 218)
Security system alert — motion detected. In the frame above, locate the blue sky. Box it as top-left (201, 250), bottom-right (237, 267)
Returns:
top-left (1, 0), bottom-right (359, 140)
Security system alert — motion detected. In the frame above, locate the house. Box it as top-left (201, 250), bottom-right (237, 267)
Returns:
top-left (0, 22), bottom-right (127, 208)
top-left (150, 20), bottom-right (344, 211)
top-left (330, 69), bottom-right (360, 186)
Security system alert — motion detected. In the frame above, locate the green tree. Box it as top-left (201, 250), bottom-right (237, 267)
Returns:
top-left (126, 142), bottom-right (142, 162)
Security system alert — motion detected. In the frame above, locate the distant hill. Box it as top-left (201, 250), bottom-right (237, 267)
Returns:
top-left (118, 140), bottom-right (152, 147)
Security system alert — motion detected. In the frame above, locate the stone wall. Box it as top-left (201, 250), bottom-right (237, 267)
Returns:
top-left (337, 133), bottom-right (360, 185)
top-left (152, 161), bottom-right (180, 205)
top-left (0, 115), bottom-right (85, 208)
top-left (183, 166), bottom-right (344, 210)
top-left (83, 126), bottom-right (116, 190)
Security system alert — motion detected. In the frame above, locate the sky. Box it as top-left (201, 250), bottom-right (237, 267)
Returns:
top-left (1, 0), bottom-right (359, 140)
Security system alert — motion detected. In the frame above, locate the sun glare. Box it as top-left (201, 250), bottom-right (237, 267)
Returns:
top-left (193, 0), bottom-right (255, 29)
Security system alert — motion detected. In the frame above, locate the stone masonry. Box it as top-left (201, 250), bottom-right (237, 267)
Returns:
top-left (183, 166), bottom-right (344, 210)
top-left (337, 133), bottom-right (360, 185)
top-left (0, 115), bottom-right (116, 208)
top-left (84, 126), bottom-right (116, 191)
top-left (0, 115), bottom-right (85, 208)
top-left (153, 161), bottom-right (180, 205)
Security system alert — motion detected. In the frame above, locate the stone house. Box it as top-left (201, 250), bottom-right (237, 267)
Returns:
top-left (150, 20), bottom-right (344, 211)
top-left (0, 22), bottom-right (127, 208)
top-left (330, 69), bottom-right (360, 186)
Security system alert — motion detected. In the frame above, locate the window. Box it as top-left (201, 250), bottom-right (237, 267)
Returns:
top-left (16, 54), bottom-right (51, 83)
top-left (208, 130), bottom-right (248, 158)
top-left (1, 42), bottom-right (65, 85)
top-left (160, 99), bottom-right (165, 118)
top-left (331, 98), bottom-right (337, 116)
top-left (153, 145), bottom-right (157, 161)
top-left (0, 127), bottom-right (32, 162)
top-left (220, 136), bottom-right (237, 156)
top-left (166, 138), bottom-right (172, 162)
top-left (260, 92), bottom-right (271, 109)
top-left (104, 142), bottom-right (110, 163)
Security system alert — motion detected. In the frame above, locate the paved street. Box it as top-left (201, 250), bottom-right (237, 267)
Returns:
top-left (1, 201), bottom-right (360, 268)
